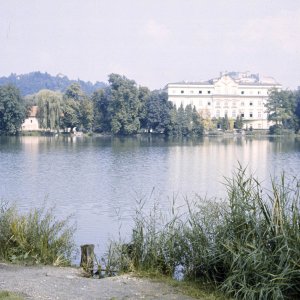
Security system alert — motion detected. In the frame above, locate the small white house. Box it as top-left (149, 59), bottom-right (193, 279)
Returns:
top-left (22, 106), bottom-right (39, 131)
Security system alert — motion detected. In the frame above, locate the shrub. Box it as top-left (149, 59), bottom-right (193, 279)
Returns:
top-left (0, 202), bottom-right (75, 266)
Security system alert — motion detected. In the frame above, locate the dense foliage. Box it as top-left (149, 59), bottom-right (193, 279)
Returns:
top-left (0, 72), bottom-right (106, 96)
top-left (0, 85), bottom-right (26, 135)
top-left (35, 90), bottom-right (62, 130)
top-left (0, 202), bottom-right (75, 266)
top-left (266, 89), bottom-right (300, 133)
top-left (1, 72), bottom-right (300, 135)
top-left (106, 167), bottom-right (300, 299)
top-left (21, 74), bottom-right (204, 136)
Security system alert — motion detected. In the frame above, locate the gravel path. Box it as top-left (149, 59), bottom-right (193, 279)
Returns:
top-left (0, 263), bottom-right (196, 300)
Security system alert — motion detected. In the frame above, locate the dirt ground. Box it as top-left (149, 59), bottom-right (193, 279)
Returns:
top-left (0, 263), bottom-right (196, 300)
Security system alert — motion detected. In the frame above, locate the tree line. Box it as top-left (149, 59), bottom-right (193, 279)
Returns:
top-left (1, 73), bottom-right (300, 136)
top-left (0, 72), bottom-right (105, 96)
top-left (0, 74), bottom-right (204, 136)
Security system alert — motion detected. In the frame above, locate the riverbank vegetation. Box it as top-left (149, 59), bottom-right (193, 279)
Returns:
top-left (0, 203), bottom-right (75, 266)
top-left (1, 168), bottom-right (300, 299)
top-left (1, 73), bottom-right (300, 136)
top-left (0, 291), bottom-right (23, 300)
top-left (105, 167), bottom-right (300, 299)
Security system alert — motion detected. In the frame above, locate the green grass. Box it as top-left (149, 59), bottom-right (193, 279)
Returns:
top-left (133, 271), bottom-right (230, 299)
top-left (0, 291), bottom-right (24, 300)
top-left (0, 202), bottom-right (75, 266)
top-left (103, 165), bottom-right (300, 299)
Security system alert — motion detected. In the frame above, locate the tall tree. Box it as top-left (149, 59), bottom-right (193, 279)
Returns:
top-left (80, 98), bottom-right (94, 131)
top-left (0, 85), bottom-right (26, 134)
top-left (64, 83), bottom-right (85, 101)
top-left (61, 83), bottom-right (93, 131)
top-left (61, 99), bottom-right (80, 130)
top-left (175, 103), bottom-right (185, 135)
top-left (234, 115), bottom-right (244, 129)
top-left (265, 89), bottom-right (296, 128)
top-left (192, 106), bottom-right (204, 136)
top-left (35, 90), bottom-right (63, 130)
top-left (107, 74), bottom-right (141, 135)
top-left (294, 89), bottom-right (300, 132)
top-left (91, 89), bottom-right (110, 132)
top-left (138, 86), bottom-right (150, 130)
top-left (184, 104), bottom-right (194, 134)
top-left (145, 90), bottom-right (173, 133)
top-left (222, 113), bottom-right (230, 130)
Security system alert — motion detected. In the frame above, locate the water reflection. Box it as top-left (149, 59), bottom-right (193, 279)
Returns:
top-left (0, 135), bottom-right (300, 261)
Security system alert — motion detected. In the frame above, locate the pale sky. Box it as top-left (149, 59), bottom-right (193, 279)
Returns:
top-left (1, 0), bottom-right (300, 90)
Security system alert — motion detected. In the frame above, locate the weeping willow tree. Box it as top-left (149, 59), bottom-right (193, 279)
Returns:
top-left (35, 90), bottom-right (63, 130)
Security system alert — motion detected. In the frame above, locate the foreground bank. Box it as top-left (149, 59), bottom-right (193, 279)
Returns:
top-left (1, 167), bottom-right (299, 299)
top-left (0, 263), bottom-right (205, 300)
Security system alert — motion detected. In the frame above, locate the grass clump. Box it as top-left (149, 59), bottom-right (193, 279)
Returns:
top-left (0, 291), bottom-right (24, 300)
top-left (0, 202), bottom-right (75, 266)
top-left (105, 166), bottom-right (300, 299)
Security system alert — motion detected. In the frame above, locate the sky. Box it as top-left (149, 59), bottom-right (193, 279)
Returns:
top-left (1, 0), bottom-right (300, 90)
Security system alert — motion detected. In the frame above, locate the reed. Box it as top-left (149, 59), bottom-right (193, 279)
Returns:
top-left (105, 166), bottom-right (300, 299)
top-left (0, 202), bottom-right (75, 266)
top-left (217, 168), bottom-right (300, 299)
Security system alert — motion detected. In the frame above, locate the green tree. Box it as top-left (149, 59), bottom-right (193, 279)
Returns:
top-left (62, 83), bottom-right (92, 131)
top-left (184, 104), bottom-right (194, 134)
top-left (80, 98), bottom-right (94, 131)
top-left (167, 105), bottom-right (178, 135)
top-left (192, 106), bottom-right (204, 136)
top-left (265, 89), bottom-right (297, 128)
top-left (35, 90), bottom-right (63, 130)
top-left (175, 103), bottom-right (186, 135)
top-left (61, 98), bottom-right (80, 130)
top-left (138, 86), bottom-right (150, 130)
top-left (64, 83), bottom-right (85, 101)
top-left (107, 74), bottom-right (141, 135)
top-left (176, 105), bottom-right (204, 136)
top-left (91, 89), bottom-right (110, 132)
top-left (0, 85), bottom-right (26, 134)
top-left (294, 89), bottom-right (300, 132)
top-left (223, 113), bottom-right (230, 130)
top-left (145, 90), bottom-right (173, 133)
top-left (234, 115), bottom-right (244, 130)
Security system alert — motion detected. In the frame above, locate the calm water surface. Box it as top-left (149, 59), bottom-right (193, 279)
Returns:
top-left (1, 135), bottom-right (300, 261)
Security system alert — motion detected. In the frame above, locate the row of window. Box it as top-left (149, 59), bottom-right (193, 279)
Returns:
top-left (216, 101), bottom-right (263, 107)
top-left (215, 111), bottom-right (263, 118)
top-left (241, 91), bottom-right (261, 95)
top-left (181, 100), bottom-right (263, 107)
top-left (180, 90), bottom-right (211, 94)
top-left (176, 90), bottom-right (263, 95)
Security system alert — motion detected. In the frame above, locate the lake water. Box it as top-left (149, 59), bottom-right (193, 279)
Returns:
top-left (1, 135), bottom-right (300, 262)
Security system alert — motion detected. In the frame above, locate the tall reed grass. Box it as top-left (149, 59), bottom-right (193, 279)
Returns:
top-left (0, 202), bottom-right (75, 266)
top-left (105, 166), bottom-right (300, 299)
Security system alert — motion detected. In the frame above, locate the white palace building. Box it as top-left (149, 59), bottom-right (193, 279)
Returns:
top-left (167, 71), bottom-right (282, 129)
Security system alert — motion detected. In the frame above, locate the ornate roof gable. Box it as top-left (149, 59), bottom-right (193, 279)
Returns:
top-left (214, 75), bottom-right (239, 94)
top-left (214, 75), bottom-right (238, 88)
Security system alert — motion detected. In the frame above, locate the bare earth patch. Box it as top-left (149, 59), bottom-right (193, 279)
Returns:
top-left (0, 263), bottom-right (196, 300)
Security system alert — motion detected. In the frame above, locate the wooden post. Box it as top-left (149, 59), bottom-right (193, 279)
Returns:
top-left (80, 244), bottom-right (95, 275)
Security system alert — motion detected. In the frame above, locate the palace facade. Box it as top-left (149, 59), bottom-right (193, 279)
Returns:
top-left (167, 72), bottom-right (282, 129)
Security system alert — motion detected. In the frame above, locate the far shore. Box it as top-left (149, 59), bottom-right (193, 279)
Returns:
top-left (12, 129), bottom-right (300, 138)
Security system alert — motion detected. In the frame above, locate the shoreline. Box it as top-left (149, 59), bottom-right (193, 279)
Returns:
top-left (10, 129), bottom-right (300, 138)
top-left (0, 262), bottom-right (198, 300)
